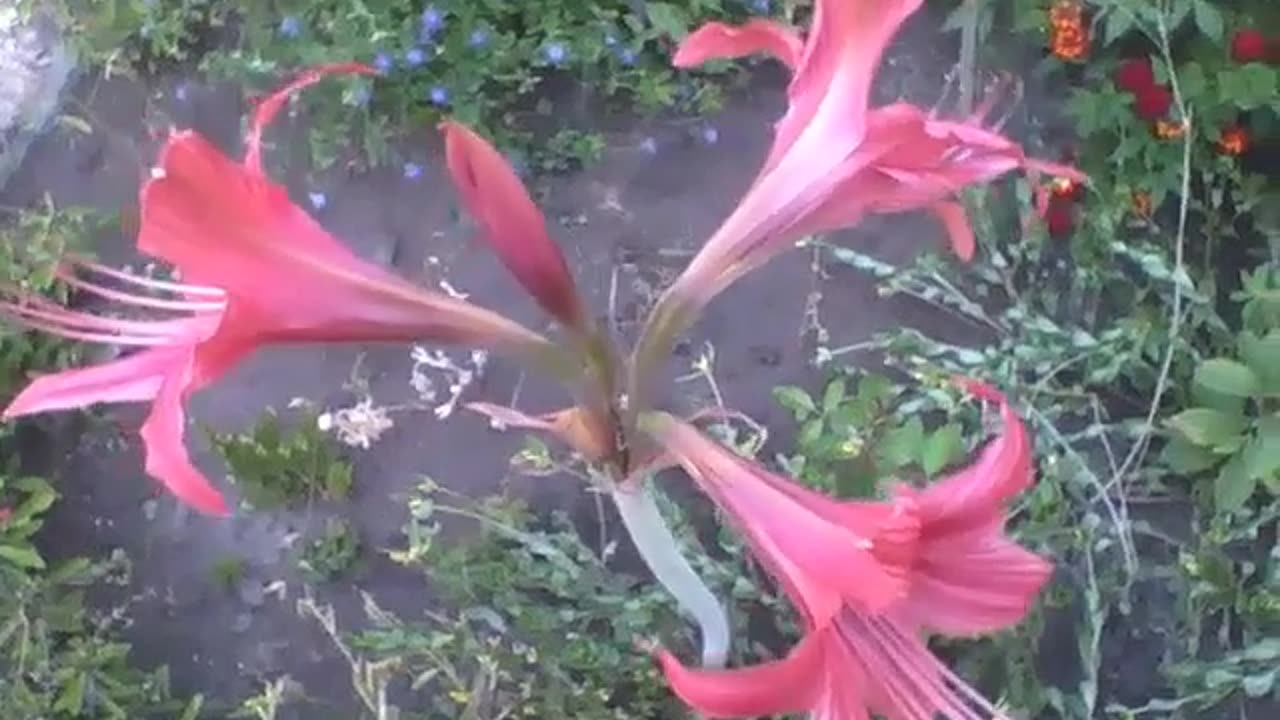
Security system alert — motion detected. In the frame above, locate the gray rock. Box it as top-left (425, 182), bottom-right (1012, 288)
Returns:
top-left (0, 5), bottom-right (76, 191)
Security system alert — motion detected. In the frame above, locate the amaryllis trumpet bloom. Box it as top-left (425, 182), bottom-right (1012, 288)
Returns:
top-left (2, 65), bottom-right (555, 516)
top-left (441, 121), bottom-right (588, 333)
top-left (646, 379), bottom-right (1050, 719)
top-left (632, 0), bottom-right (1083, 399)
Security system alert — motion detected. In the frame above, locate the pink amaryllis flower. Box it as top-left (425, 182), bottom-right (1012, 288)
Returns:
top-left (645, 380), bottom-right (1051, 719)
top-left (441, 121), bottom-right (588, 334)
top-left (1, 64), bottom-right (554, 516)
top-left (634, 0), bottom-right (1084, 383)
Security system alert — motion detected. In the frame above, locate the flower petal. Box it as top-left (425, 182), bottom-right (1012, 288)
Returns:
top-left (649, 414), bottom-right (907, 620)
top-left (912, 379), bottom-right (1032, 534)
top-left (140, 131), bottom-right (548, 351)
top-left (930, 201), bottom-right (975, 261)
top-left (654, 630), bottom-right (828, 718)
top-left (243, 63), bottom-right (374, 173)
top-left (770, 0), bottom-right (925, 165)
top-left (894, 531), bottom-right (1051, 635)
top-left (3, 346), bottom-right (188, 418)
top-left (441, 122), bottom-right (586, 331)
top-left (674, 19), bottom-right (805, 70)
top-left (136, 353), bottom-right (229, 516)
top-left (889, 378), bottom-right (1050, 635)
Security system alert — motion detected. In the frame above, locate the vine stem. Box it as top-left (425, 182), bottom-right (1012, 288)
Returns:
top-left (1105, 9), bottom-right (1193, 498)
top-left (611, 480), bottom-right (730, 668)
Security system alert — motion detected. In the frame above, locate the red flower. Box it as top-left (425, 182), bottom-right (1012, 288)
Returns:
top-left (1044, 198), bottom-right (1076, 238)
top-left (441, 122), bottom-right (588, 333)
top-left (1231, 30), bottom-right (1268, 63)
top-left (1133, 85), bottom-right (1173, 120)
top-left (1114, 58), bottom-right (1156, 93)
top-left (646, 380), bottom-right (1051, 719)
top-left (1, 66), bottom-right (554, 515)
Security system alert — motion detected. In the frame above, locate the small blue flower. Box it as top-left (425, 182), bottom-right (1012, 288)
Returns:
top-left (469, 28), bottom-right (490, 48)
top-left (405, 47), bottom-right (426, 67)
top-left (373, 52), bottom-right (394, 74)
top-left (429, 86), bottom-right (450, 106)
top-left (750, 0), bottom-right (770, 13)
top-left (543, 42), bottom-right (568, 65)
top-left (421, 5), bottom-right (444, 33)
top-left (639, 137), bottom-right (658, 155)
top-left (174, 83), bottom-right (190, 102)
top-left (308, 192), bottom-right (327, 210)
top-left (701, 125), bottom-right (719, 145)
top-left (618, 48), bottom-right (637, 66)
top-left (403, 162), bottom-right (424, 180)
top-left (278, 15), bottom-right (301, 38)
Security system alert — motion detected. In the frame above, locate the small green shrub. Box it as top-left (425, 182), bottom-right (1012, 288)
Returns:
top-left (297, 518), bottom-right (361, 583)
top-left (208, 408), bottom-right (354, 511)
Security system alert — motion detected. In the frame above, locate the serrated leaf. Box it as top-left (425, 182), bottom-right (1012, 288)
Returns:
top-left (0, 544), bottom-right (45, 569)
top-left (1195, 358), bottom-right (1261, 398)
top-left (1214, 454), bottom-right (1256, 511)
top-left (922, 423), bottom-right (964, 477)
top-left (1167, 408), bottom-right (1246, 448)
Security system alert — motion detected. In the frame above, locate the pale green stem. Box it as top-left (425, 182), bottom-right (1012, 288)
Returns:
top-left (611, 480), bottom-right (729, 668)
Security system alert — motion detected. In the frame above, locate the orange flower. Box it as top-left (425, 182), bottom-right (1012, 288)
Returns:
top-left (1217, 125), bottom-right (1249, 156)
top-left (1051, 24), bottom-right (1090, 61)
top-left (1153, 118), bottom-right (1188, 140)
top-left (1048, 0), bottom-right (1089, 61)
top-left (1131, 191), bottom-right (1153, 218)
top-left (1050, 176), bottom-right (1082, 200)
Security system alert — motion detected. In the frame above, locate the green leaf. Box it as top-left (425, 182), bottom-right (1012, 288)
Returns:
top-left (1192, 0), bottom-right (1224, 42)
top-left (0, 544), bottom-right (45, 569)
top-left (773, 386), bottom-right (817, 420)
top-left (1167, 408), bottom-right (1246, 449)
top-left (646, 3), bottom-right (688, 39)
top-left (822, 378), bottom-right (847, 413)
top-left (1245, 415), bottom-right (1280, 486)
top-left (53, 672), bottom-right (86, 714)
top-left (1161, 436), bottom-right (1220, 474)
top-left (1179, 62), bottom-right (1207, 99)
top-left (1194, 358), bottom-right (1261, 398)
top-left (1240, 331), bottom-right (1280, 395)
top-left (922, 423), bottom-right (964, 477)
top-left (178, 695), bottom-right (205, 720)
top-left (881, 417), bottom-right (924, 470)
top-left (1242, 669), bottom-right (1276, 698)
top-left (1214, 454), bottom-right (1257, 511)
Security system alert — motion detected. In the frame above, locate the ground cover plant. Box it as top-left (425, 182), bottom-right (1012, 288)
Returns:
top-left (1, 0), bottom-right (1277, 718)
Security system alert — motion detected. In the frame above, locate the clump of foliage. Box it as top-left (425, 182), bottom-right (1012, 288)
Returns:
top-left (0, 460), bottom-right (203, 719)
top-left (208, 408), bottom-right (354, 511)
top-left (297, 517), bottom-right (361, 583)
top-left (30, 0), bottom-right (785, 172)
top-left (0, 202), bottom-right (103, 403)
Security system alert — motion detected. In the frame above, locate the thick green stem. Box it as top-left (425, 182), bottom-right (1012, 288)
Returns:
top-left (611, 480), bottom-right (729, 668)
